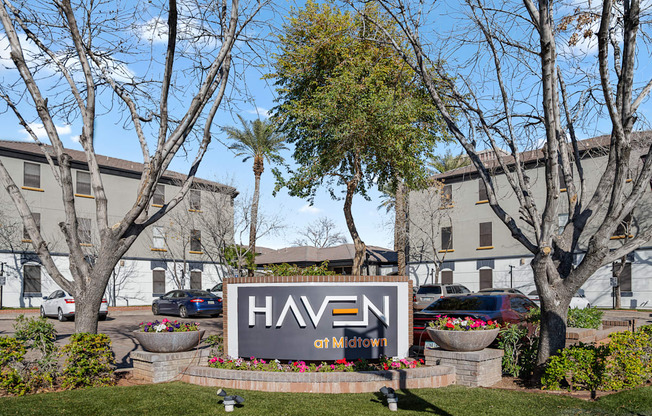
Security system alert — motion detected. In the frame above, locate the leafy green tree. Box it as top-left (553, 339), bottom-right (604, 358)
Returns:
top-left (268, 1), bottom-right (449, 275)
top-left (224, 116), bottom-right (287, 275)
top-left (428, 150), bottom-right (471, 174)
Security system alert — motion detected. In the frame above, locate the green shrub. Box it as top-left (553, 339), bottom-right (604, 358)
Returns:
top-left (0, 368), bottom-right (29, 396)
top-left (13, 315), bottom-right (57, 355)
top-left (497, 324), bottom-right (528, 377)
top-left (0, 336), bottom-right (26, 367)
top-left (60, 333), bottom-right (116, 389)
top-left (602, 327), bottom-right (652, 390)
top-left (265, 261), bottom-right (336, 276)
top-left (542, 325), bottom-right (652, 391)
top-left (568, 307), bottom-right (603, 329)
top-left (204, 334), bottom-right (223, 356)
top-left (542, 343), bottom-right (609, 391)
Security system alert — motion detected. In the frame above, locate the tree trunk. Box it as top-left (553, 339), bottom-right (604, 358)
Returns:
top-left (249, 157), bottom-right (263, 277)
top-left (343, 178), bottom-right (365, 276)
top-left (532, 259), bottom-right (572, 366)
top-left (395, 181), bottom-right (407, 276)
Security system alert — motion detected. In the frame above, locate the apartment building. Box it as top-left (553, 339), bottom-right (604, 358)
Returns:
top-left (408, 134), bottom-right (652, 309)
top-left (0, 141), bottom-right (237, 308)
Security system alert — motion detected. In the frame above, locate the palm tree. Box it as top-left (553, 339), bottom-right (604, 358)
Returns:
top-left (224, 115), bottom-right (287, 275)
top-left (428, 150), bottom-right (470, 173)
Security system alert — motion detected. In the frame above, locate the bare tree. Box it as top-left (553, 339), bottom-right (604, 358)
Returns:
top-left (408, 181), bottom-right (454, 285)
top-left (0, 0), bottom-right (267, 333)
top-left (291, 216), bottom-right (348, 248)
top-left (361, 0), bottom-right (652, 364)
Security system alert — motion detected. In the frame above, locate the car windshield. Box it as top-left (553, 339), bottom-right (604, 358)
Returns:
top-left (417, 286), bottom-right (442, 295)
top-left (187, 290), bottom-right (218, 298)
top-left (423, 296), bottom-right (499, 312)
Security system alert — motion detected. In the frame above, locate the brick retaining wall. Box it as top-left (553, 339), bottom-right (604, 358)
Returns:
top-left (181, 365), bottom-right (455, 393)
top-left (132, 349), bottom-right (210, 383)
top-left (424, 348), bottom-right (503, 387)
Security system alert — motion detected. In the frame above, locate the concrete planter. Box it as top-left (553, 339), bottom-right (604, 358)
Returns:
top-left (133, 330), bottom-right (205, 353)
top-left (426, 328), bottom-right (499, 352)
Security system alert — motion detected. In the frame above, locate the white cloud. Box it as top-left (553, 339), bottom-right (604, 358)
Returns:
top-left (18, 123), bottom-right (72, 141)
top-left (134, 17), bottom-right (169, 45)
top-left (134, 12), bottom-right (222, 49)
top-left (299, 204), bottom-right (321, 214)
top-left (246, 107), bottom-right (270, 118)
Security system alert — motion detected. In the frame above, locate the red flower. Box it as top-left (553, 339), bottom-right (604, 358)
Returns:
top-left (445, 322), bottom-right (455, 328)
top-left (383, 363), bottom-right (389, 370)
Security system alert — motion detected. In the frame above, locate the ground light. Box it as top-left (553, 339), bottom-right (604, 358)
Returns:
top-left (216, 388), bottom-right (245, 412)
top-left (380, 386), bottom-right (398, 411)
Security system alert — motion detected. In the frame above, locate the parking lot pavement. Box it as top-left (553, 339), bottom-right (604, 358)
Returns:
top-left (0, 310), bottom-right (223, 369)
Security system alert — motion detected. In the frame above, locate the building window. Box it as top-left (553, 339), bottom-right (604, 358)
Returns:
top-left (23, 264), bottom-right (41, 295)
top-left (441, 184), bottom-right (452, 207)
top-left (441, 226), bottom-right (453, 251)
top-left (479, 222), bottom-right (492, 247)
top-left (190, 229), bottom-right (201, 252)
top-left (559, 166), bottom-right (567, 191)
top-left (479, 268), bottom-right (493, 290)
top-left (612, 213), bottom-right (633, 239)
top-left (558, 213), bottom-right (569, 234)
top-left (619, 262), bottom-right (632, 293)
top-left (190, 270), bottom-right (202, 290)
top-left (441, 270), bottom-right (453, 285)
top-left (78, 218), bottom-right (92, 244)
top-left (23, 212), bottom-right (41, 241)
top-left (189, 189), bottom-right (201, 211)
top-left (23, 162), bottom-right (41, 189)
top-left (153, 269), bottom-right (166, 295)
top-left (152, 226), bottom-right (165, 250)
top-left (153, 184), bottom-right (165, 206)
top-left (478, 180), bottom-right (488, 202)
top-left (76, 171), bottom-right (92, 196)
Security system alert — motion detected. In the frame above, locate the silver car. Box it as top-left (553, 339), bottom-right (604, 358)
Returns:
top-left (413, 284), bottom-right (471, 310)
top-left (40, 290), bottom-right (108, 321)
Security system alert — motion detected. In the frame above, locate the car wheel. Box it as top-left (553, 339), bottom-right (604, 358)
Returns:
top-left (57, 308), bottom-right (66, 322)
top-left (99, 314), bottom-right (107, 321)
top-left (40, 306), bottom-right (46, 319)
top-left (179, 305), bottom-right (189, 318)
top-left (152, 304), bottom-right (160, 315)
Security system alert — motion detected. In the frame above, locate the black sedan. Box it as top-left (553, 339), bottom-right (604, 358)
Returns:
top-left (152, 290), bottom-right (223, 318)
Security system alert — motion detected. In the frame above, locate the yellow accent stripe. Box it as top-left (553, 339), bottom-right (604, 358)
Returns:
top-left (332, 309), bottom-right (358, 315)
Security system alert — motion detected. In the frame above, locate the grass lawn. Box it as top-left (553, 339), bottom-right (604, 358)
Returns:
top-left (0, 383), bottom-right (651, 416)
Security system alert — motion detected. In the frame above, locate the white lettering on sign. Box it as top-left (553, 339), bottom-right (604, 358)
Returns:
top-left (333, 295), bottom-right (390, 327)
top-left (249, 295), bottom-right (273, 327)
top-left (276, 295), bottom-right (307, 327)
top-left (247, 295), bottom-right (390, 328)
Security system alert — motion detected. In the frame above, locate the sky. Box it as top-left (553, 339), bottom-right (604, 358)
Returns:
top-left (0, 0), bottom-right (650, 251)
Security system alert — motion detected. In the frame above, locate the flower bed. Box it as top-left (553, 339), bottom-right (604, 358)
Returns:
top-left (428, 315), bottom-right (500, 331)
top-left (208, 356), bottom-right (423, 373)
top-left (138, 318), bottom-right (200, 332)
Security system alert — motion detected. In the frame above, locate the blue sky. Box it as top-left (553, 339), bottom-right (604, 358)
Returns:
top-left (0, 0), bottom-right (649, 251)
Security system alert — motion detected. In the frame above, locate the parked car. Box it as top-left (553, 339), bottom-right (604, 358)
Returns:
top-left (40, 290), bottom-right (108, 322)
top-left (413, 293), bottom-right (538, 347)
top-left (527, 290), bottom-right (591, 309)
top-left (206, 282), bottom-right (223, 299)
top-left (413, 284), bottom-right (471, 310)
top-left (477, 287), bottom-right (525, 295)
top-left (152, 290), bottom-right (223, 318)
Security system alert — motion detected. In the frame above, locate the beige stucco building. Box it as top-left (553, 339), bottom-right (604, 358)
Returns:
top-left (408, 134), bottom-right (652, 309)
top-left (0, 141), bottom-right (237, 308)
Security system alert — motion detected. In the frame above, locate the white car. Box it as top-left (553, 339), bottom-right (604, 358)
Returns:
top-left (527, 290), bottom-right (591, 309)
top-left (40, 290), bottom-right (108, 321)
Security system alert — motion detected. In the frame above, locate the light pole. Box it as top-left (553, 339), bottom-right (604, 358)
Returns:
top-left (0, 262), bottom-right (6, 310)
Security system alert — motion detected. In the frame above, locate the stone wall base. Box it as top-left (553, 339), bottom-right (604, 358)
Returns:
top-left (132, 349), bottom-right (210, 383)
top-left (181, 365), bottom-right (455, 393)
top-left (424, 347), bottom-right (503, 387)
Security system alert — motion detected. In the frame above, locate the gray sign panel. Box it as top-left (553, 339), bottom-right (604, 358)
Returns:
top-left (237, 285), bottom-right (398, 360)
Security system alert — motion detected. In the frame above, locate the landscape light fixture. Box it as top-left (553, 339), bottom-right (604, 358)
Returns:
top-left (217, 388), bottom-right (245, 412)
top-left (380, 386), bottom-right (398, 411)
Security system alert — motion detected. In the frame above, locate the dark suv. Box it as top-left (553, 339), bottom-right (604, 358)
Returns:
top-left (412, 284), bottom-right (471, 310)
